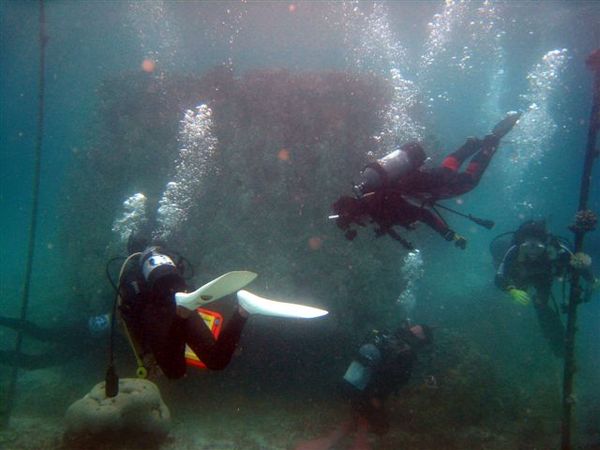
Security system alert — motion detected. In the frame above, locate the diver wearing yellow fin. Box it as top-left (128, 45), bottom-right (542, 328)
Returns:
top-left (118, 240), bottom-right (327, 380)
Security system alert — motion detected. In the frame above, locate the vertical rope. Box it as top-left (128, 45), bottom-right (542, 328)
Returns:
top-left (560, 49), bottom-right (600, 450)
top-left (1, 0), bottom-right (47, 426)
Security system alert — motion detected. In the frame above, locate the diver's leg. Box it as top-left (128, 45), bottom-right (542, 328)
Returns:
top-left (350, 416), bottom-right (372, 450)
top-left (440, 137), bottom-right (482, 171)
top-left (462, 134), bottom-right (500, 184)
top-left (359, 397), bottom-right (389, 436)
top-left (184, 302), bottom-right (247, 370)
top-left (462, 111), bottom-right (522, 183)
top-left (142, 302), bottom-right (187, 379)
top-left (533, 284), bottom-right (565, 357)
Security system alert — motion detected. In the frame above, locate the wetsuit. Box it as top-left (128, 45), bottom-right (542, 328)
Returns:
top-left (333, 190), bottom-right (455, 246)
top-left (331, 136), bottom-right (500, 246)
top-left (397, 134), bottom-right (501, 201)
top-left (119, 252), bottom-right (247, 379)
top-left (343, 330), bottom-right (418, 435)
top-left (495, 241), bottom-right (593, 356)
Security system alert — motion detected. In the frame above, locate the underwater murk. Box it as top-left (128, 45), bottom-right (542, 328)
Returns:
top-left (1, 1), bottom-right (599, 449)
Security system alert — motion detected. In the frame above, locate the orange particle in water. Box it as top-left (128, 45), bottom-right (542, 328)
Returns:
top-left (288, 4), bottom-right (297, 13)
top-left (141, 59), bottom-right (156, 73)
top-left (308, 236), bottom-right (322, 250)
top-left (278, 148), bottom-right (291, 161)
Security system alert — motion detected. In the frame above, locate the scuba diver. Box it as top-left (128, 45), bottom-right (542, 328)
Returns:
top-left (0, 313), bottom-right (110, 370)
top-left (493, 220), bottom-right (599, 357)
top-left (117, 236), bottom-right (328, 379)
top-left (331, 111), bottom-right (521, 249)
top-left (294, 323), bottom-right (433, 450)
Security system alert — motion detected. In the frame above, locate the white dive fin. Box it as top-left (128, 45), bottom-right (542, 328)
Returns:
top-left (237, 289), bottom-right (328, 319)
top-left (176, 271), bottom-right (258, 311)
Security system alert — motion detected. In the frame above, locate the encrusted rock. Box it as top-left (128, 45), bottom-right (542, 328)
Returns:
top-left (64, 378), bottom-right (170, 446)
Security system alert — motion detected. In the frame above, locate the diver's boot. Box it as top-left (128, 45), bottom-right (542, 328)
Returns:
top-left (491, 111), bottom-right (522, 139)
top-left (237, 290), bottom-right (328, 319)
top-left (350, 417), bottom-right (372, 450)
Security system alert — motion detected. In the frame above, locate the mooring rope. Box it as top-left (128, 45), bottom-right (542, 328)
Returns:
top-left (2, 0), bottom-right (48, 426)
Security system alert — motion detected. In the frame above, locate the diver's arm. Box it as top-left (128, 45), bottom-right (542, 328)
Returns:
top-left (418, 207), bottom-right (466, 249)
top-left (416, 207), bottom-right (450, 237)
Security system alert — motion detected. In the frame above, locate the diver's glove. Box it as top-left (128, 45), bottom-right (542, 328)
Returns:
top-left (453, 233), bottom-right (467, 250)
top-left (444, 230), bottom-right (467, 249)
top-left (507, 287), bottom-right (530, 306)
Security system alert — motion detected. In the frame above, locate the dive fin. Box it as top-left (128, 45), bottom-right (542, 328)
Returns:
top-left (237, 289), bottom-right (329, 319)
top-left (491, 111), bottom-right (522, 139)
top-left (176, 271), bottom-right (258, 310)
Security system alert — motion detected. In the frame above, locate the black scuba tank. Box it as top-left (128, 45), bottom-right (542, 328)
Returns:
top-left (353, 143), bottom-right (426, 198)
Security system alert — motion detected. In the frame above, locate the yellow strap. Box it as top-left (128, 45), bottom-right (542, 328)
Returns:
top-left (118, 309), bottom-right (147, 378)
top-left (116, 252), bottom-right (148, 379)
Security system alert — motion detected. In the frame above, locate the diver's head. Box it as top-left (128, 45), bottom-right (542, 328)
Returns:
top-left (140, 246), bottom-right (178, 287)
top-left (514, 220), bottom-right (549, 260)
top-left (514, 220), bottom-right (548, 244)
top-left (332, 195), bottom-right (368, 231)
top-left (519, 237), bottom-right (547, 260)
top-left (396, 323), bottom-right (433, 351)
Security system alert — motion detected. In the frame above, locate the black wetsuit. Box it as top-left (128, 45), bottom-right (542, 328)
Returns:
top-left (397, 134), bottom-right (501, 201)
top-left (343, 331), bottom-right (417, 435)
top-left (332, 190), bottom-right (453, 246)
top-left (119, 253), bottom-right (247, 379)
top-left (0, 317), bottom-right (96, 370)
top-left (332, 136), bottom-right (502, 246)
top-left (495, 241), bottom-right (593, 356)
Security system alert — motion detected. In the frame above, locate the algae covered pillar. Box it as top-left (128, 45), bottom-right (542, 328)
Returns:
top-left (560, 48), bottom-right (600, 450)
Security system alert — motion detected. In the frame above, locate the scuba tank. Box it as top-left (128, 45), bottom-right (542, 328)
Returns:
top-left (343, 343), bottom-right (382, 391)
top-left (352, 143), bottom-right (426, 198)
top-left (140, 246), bottom-right (178, 287)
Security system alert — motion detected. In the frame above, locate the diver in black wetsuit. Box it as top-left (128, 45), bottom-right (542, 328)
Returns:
top-left (294, 324), bottom-right (432, 450)
top-left (332, 183), bottom-right (465, 249)
top-left (117, 235), bottom-right (328, 379)
top-left (494, 220), bottom-right (598, 357)
top-left (332, 112), bottom-right (521, 248)
top-left (118, 242), bottom-right (249, 379)
top-left (0, 313), bottom-right (110, 370)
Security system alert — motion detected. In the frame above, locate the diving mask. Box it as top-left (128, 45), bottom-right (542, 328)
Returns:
top-left (520, 239), bottom-right (546, 259)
